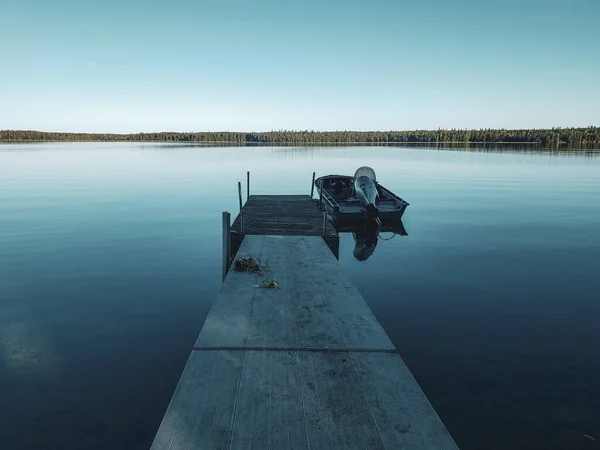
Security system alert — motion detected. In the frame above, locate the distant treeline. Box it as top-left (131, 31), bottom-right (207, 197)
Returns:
top-left (1, 127), bottom-right (599, 145)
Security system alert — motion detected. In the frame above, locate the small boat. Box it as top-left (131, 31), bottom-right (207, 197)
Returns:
top-left (314, 166), bottom-right (409, 222)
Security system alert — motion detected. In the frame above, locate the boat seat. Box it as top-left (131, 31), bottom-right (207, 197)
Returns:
top-left (331, 181), bottom-right (350, 200)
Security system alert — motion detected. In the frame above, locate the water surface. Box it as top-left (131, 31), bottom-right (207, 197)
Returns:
top-left (1, 143), bottom-right (599, 450)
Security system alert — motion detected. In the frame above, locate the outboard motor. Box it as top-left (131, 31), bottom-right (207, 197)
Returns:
top-left (353, 166), bottom-right (380, 222)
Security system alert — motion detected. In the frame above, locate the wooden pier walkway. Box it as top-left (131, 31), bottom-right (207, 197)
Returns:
top-left (229, 194), bottom-right (340, 261)
top-left (231, 195), bottom-right (337, 237)
top-left (150, 223), bottom-right (459, 448)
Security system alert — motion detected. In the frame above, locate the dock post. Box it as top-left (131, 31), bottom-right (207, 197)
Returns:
top-left (319, 183), bottom-right (323, 209)
top-left (247, 171), bottom-right (250, 201)
top-left (310, 171), bottom-right (315, 198)
top-left (222, 211), bottom-right (231, 281)
top-left (238, 182), bottom-right (243, 211)
top-left (322, 211), bottom-right (327, 237)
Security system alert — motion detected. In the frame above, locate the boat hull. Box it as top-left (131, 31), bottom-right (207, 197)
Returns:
top-left (314, 174), bottom-right (409, 222)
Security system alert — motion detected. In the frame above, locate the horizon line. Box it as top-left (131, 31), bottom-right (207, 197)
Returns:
top-left (2, 126), bottom-right (599, 135)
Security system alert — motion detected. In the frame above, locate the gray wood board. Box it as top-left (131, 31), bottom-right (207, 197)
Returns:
top-left (230, 195), bottom-right (337, 236)
top-left (197, 235), bottom-right (265, 346)
top-left (196, 235), bottom-right (395, 351)
top-left (150, 350), bottom-right (459, 450)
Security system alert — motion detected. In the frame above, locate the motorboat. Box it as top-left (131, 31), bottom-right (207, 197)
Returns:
top-left (314, 166), bottom-right (409, 222)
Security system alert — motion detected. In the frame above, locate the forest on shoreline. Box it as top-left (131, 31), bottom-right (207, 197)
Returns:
top-left (1, 127), bottom-right (599, 146)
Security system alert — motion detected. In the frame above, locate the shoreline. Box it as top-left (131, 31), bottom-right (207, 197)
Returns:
top-left (1, 127), bottom-right (599, 146)
top-left (1, 140), bottom-right (599, 150)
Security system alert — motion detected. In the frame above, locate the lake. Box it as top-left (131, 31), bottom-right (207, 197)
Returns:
top-left (1, 143), bottom-right (599, 450)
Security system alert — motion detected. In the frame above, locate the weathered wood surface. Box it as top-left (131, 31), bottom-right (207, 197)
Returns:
top-left (151, 235), bottom-right (459, 450)
top-left (151, 350), bottom-right (459, 450)
top-left (231, 195), bottom-right (337, 237)
top-left (198, 235), bottom-right (395, 351)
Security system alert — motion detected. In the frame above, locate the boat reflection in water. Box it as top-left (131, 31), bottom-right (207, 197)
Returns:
top-left (333, 219), bottom-right (408, 261)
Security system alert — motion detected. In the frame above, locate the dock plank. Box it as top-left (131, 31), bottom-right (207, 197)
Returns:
top-left (230, 195), bottom-right (337, 237)
top-left (349, 352), bottom-right (459, 450)
top-left (208, 352), bottom-right (246, 450)
top-left (151, 349), bottom-right (458, 450)
top-left (301, 350), bottom-right (381, 450)
top-left (150, 350), bottom-right (244, 450)
top-left (196, 236), bottom-right (265, 347)
top-left (303, 236), bottom-right (396, 350)
top-left (239, 236), bottom-right (294, 348)
top-left (196, 235), bottom-right (394, 351)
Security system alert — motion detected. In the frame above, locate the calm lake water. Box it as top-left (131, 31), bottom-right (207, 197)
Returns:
top-left (1, 143), bottom-right (599, 450)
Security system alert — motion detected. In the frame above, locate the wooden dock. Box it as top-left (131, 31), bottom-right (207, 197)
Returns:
top-left (150, 211), bottom-right (459, 448)
top-left (229, 194), bottom-right (340, 261)
top-left (231, 195), bottom-right (337, 237)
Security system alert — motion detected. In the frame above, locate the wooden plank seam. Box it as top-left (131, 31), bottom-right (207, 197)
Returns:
top-left (192, 346), bottom-right (398, 353)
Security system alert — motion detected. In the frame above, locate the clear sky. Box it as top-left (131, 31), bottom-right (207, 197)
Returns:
top-left (1, 0), bottom-right (598, 132)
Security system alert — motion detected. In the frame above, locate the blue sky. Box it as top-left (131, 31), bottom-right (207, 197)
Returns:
top-left (1, 0), bottom-right (598, 132)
